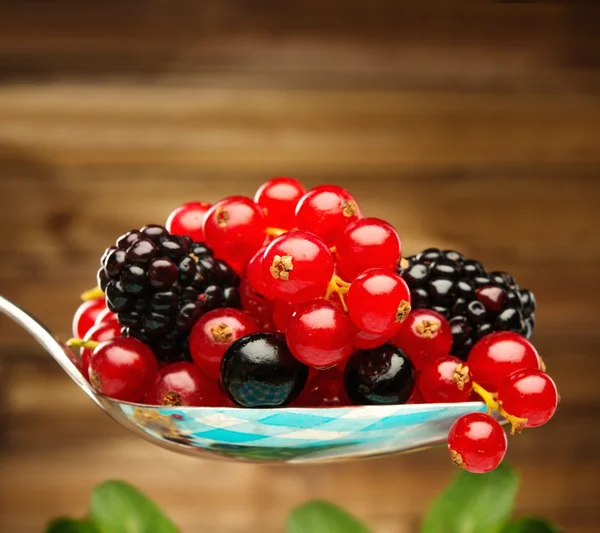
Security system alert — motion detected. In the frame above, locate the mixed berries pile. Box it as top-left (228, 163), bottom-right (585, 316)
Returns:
top-left (70, 177), bottom-right (558, 473)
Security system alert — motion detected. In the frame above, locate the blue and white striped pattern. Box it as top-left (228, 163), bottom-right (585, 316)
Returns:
top-left (118, 402), bottom-right (488, 462)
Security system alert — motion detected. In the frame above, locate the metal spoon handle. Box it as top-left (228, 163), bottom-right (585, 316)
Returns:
top-left (0, 294), bottom-right (96, 400)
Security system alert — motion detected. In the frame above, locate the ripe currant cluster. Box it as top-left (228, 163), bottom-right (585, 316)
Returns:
top-left (70, 177), bottom-right (558, 474)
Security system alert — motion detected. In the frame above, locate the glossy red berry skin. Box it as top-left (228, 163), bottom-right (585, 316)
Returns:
top-left (254, 177), bottom-right (306, 229)
top-left (498, 369), bottom-right (558, 428)
top-left (72, 298), bottom-right (106, 339)
top-left (448, 412), bottom-right (507, 474)
top-left (336, 218), bottom-right (401, 280)
top-left (419, 356), bottom-right (472, 403)
top-left (203, 196), bottom-right (266, 271)
top-left (263, 230), bottom-right (334, 304)
top-left (166, 201), bottom-right (212, 242)
top-left (81, 321), bottom-right (122, 380)
top-left (468, 332), bottom-right (540, 391)
top-left (272, 299), bottom-right (297, 333)
top-left (391, 309), bottom-right (452, 370)
top-left (286, 300), bottom-right (356, 368)
top-left (146, 362), bottom-right (222, 407)
top-left (347, 269), bottom-right (412, 334)
top-left (239, 278), bottom-right (275, 330)
top-left (245, 247), bottom-right (275, 299)
top-left (189, 308), bottom-right (260, 380)
top-left (295, 185), bottom-right (361, 247)
top-left (353, 325), bottom-right (402, 350)
top-left (89, 337), bottom-right (158, 402)
top-left (94, 307), bottom-right (119, 327)
top-left (294, 368), bottom-right (349, 407)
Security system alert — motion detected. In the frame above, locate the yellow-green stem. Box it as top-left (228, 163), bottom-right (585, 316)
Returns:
top-left (67, 338), bottom-right (100, 350)
top-left (472, 381), bottom-right (527, 435)
top-left (80, 287), bottom-right (104, 301)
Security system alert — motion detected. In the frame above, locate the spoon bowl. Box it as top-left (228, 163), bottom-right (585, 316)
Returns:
top-left (0, 295), bottom-right (486, 463)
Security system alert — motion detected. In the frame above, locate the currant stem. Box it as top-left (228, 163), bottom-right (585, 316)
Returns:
top-left (81, 287), bottom-right (104, 301)
top-left (472, 381), bottom-right (527, 435)
top-left (67, 338), bottom-right (100, 350)
top-left (265, 227), bottom-right (288, 238)
top-left (325, 275), bottom-right (351, 311)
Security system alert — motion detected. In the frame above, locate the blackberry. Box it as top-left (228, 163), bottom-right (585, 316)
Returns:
top-left (98, 225), bottom-right (241, 363)
top-left (398, 248), bottom-right (536, 359)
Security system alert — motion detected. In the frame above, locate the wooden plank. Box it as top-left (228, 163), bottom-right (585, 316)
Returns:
top-left (1, 86), bottom-right (599, 168)
top-left (1, 0), bottom-right (597, 94)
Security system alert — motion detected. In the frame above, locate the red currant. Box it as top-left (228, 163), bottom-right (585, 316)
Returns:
top-left (336, 217), bottom-right (401, 280)
top-left (165, 201), bottom-right (212, 242)
top-left (448, 412), bottom-right (507, 474)
top-left (469, 332), bottom-right (540, 391)
top-left (89, 337), bottom-right (158, 402)
top-left (239, 278), bottom-right (275, 330)
top-left (146, 362), bottom-right (222, 407)
top-left (189, 308), bottom-right (260, 380)
top-left (407, 382), bottom-right (425, 404)
top-left (245, 247), bottom-right (275, 299)
top-left (286, 299), bottom-right (355, 368)
top-left (294, 368), bottom-right (349, 407)
top-left (497, 369), bottom-right (558, 428)
top-left (295, 185), bottom-right (361, 247)
top-left (346, 268), bottom-right (411, 334)
top-left (419, 356), bottom-right (472, 403)
top-left (72, 298), bottom-right (106, 339)
top-left (353, 325), bottom-right (401, 349)
top-left (94, 307), bottom-right (119, 327)
top-left (263, 230), bottom-right (334, 303)
top-left (81, 321), bottom-right (122, 379)
top-left (254, 177), bottom-right (306, 229)
top-left (203, 196), bottom-right (266, 271)
top-left (272, 298), bottom-right (297, 332)
top-left (391, 309), bottom-right (452, 370)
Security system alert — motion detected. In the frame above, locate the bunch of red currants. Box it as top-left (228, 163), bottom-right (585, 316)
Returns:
top-left (71, 177), bottom-right (558, 474)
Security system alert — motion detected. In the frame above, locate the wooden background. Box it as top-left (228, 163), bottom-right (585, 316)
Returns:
top-left (1, 1), bottom-right (599, 531)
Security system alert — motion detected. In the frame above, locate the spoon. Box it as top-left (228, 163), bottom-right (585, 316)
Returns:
top-left (0, 295), bottom-right (487, 463)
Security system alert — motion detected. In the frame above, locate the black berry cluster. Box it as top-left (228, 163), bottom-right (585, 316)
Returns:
top-left (397, 248), bottom-right (536, 359)
top-left (97, 225), bottom-right (241, 362)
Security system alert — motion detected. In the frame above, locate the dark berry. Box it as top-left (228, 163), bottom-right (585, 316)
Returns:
top-left (141, 224), bottom-right (169, 243)
top-left (429, 278), bottom-right (457, 307)
top-left (105, 280), bottom-right (130, 312)
top-left (121, 265), bottom-right (147, 294)
top-left (462, 260), bottom-right (485, 277)
top-left (97, 268), bottom-right (110, 291)
top-left (344, 344), bottom-right (415, 405)
top-left (116, 230), bottom-right (141, 250)
top-left (432, 305), bottom-right (450, 319)
top-left (466, 300), bottom-right (488, 325)
top-left (520, 289), bottom-right (536, 316)
top-left (476, 286), bottom-right (507, 312)
top-left (398, 250), bottom-right (536, 359)
top-left (475, 323), bottom-right (494, 340)
top-left (442, 250), bottom-right (465, 264)
top-left (430, 259), bottom-right (460, 280)
top-left (221, 333), bottom-right (309, 408)
top-left (495, 308), bottom-right (524, 333)
top-left (417, 248), bottom-right (441, 264)
top-left (410, 288), bottom-right (430, 308)
top-left (403, 263), bottom-right (430, 287)
top-left (98, 226), bottom-right (242, 363)
top-left (449, 316), bottom-right (472, 344)
top-left (148, 258), bottom-right (179, 290)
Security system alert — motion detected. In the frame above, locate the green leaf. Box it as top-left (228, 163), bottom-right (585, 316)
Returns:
top-left (89, 480), bottom-right (180, 533)
top-left (45, 518), bottom-right (100, 533)
top-left (421, 463), bottom-right (519, 533)
top-left (286, 500), bottom-right (371, 533)
top-left (500, 518), bottom-right (562, 533)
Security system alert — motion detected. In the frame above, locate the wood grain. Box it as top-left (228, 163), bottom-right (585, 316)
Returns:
top-left (1, 0), bottom-right (599, 532)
